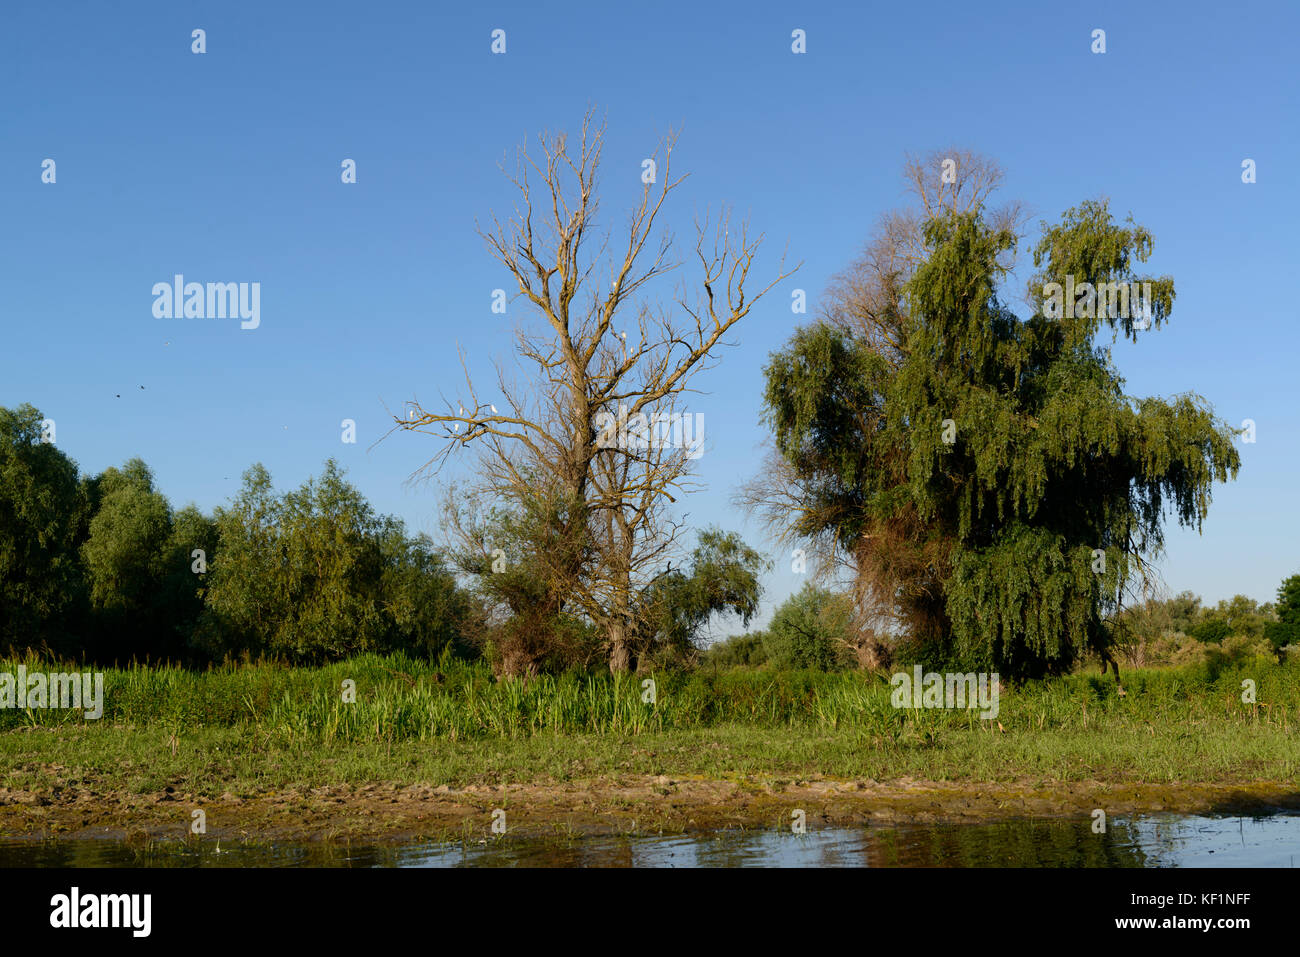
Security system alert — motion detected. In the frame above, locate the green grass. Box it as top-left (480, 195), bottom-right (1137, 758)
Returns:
top-left (3, 651), bottom-right (1297, 741)
top-left (1, 653), bottom-right (1297, 794)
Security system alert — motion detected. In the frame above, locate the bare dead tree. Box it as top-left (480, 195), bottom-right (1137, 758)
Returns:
top-left (392, 108), bottom-right (798, 673)
top-left (585, 382), bottom-right (698, 671)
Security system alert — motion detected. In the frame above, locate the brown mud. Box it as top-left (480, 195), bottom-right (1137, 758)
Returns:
top-left (3, 774), bottom-right (1297, 844)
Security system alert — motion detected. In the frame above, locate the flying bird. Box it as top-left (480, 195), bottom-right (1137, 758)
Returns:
top-left (490, 404), bottom-right (498, 414)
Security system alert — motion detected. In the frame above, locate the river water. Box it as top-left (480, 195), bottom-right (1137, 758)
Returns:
top-left (2, 811), bottom-right (1298, 867)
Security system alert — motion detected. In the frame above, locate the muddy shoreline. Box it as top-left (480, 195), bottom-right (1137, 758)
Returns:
top-left (3, 776), bottom-right (1297, 845)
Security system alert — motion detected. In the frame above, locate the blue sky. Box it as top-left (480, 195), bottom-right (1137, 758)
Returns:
top-left (3, 0), bottom-right (1297, 633)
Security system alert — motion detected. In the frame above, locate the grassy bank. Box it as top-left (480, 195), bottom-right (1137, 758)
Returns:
top-left (3, 651), bottom-right (1297, 739)
top-left (1, 653), bottom-right (1297, 839)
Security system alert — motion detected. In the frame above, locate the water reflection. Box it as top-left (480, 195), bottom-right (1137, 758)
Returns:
top-left (2, 813), bottom-right (1297, 867)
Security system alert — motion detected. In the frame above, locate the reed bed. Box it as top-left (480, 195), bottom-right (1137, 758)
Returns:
top-left (2, 652), bottom-right (1296, 748)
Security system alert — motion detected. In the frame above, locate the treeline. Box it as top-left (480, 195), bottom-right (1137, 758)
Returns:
top-left (3, 399), bottom-right (1296, 673)
top-left (1112, 589), bottom-right (1298, 667)
top-left (705, 584), bottom-right (1300, 672)
top-left (0, 403), bottom-right (765, 669)
top-left (0, 403), bottom-right (468, 665)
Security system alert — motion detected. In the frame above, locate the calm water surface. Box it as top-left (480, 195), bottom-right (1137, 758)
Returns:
top-left (3, 812), bottom-right (1299, 867)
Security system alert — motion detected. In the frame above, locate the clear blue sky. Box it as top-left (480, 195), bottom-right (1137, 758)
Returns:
top-left (3, 1), bottom-right (1297, 632)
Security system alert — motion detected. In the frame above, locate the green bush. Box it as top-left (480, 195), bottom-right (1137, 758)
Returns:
top-left (759, 585), bottom-right (856, 671)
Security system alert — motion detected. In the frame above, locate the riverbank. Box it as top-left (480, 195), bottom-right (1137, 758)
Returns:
top-left (2, 653), bottom-right (1297, 842)
top-left (2, 723), bottom-right (1297, 842)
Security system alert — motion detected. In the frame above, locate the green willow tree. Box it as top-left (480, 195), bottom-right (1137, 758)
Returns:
top-left (760, 193), bottom-right (1241, 680)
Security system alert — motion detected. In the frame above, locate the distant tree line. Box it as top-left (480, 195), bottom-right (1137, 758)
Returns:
top-left (0, 402), bottom-right (763, 669)
top-left (704, 581), bottom-right (1300, 672)
top-left (0, 403), bottom-right (468, 664)
top-left (1112, 587), bottom-right (1299, 667)
top-left (2, 399), bottom-right (1293, 673)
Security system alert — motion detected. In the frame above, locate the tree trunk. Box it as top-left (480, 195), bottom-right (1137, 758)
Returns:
top-left (854, 635), bottom-right (892, 672)
top-left (609, 619), bottom-right (633, 673)
top-left (499, 645), bottom-right (540, 679)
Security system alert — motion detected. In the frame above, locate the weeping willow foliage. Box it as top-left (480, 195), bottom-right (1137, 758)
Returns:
top-left (763, 201), bottom-right (1241, 679)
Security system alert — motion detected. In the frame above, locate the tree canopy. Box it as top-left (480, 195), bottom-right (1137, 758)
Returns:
top-left (0, 408), bottom-right (471, 667)
top-left (760, 185), bottom-right (1241, 679)
top-left (198, 459), bottom-right (467, 664)
top-left (0, 404), bottom-right (87, 652)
